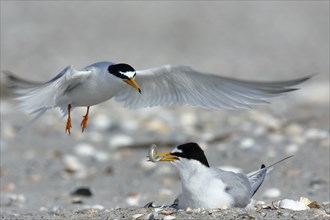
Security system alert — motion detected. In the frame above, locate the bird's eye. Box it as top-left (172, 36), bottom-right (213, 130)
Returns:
top-left (133, 72), bottom-right (136, 78)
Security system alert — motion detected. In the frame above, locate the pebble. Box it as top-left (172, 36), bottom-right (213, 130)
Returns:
top-left (285, 144), bottom-right (299, 154)
top-left (71, 187), bottom-right (93, 197)
top-left (50, 206), bottom-right (65, 215)
top-left (139, 158), bottom-right (157, 171)
top-left (248, 111), bottom-right (281, 130)
top-left (185, 207), bottom-right (193, 214)
top-left (239, 138), bottom-right (257, 151)
top-left (93, 151), bottom-right (109, 162)
top-left (160, 210), bottom-right (175, 215)
top-left (74, 143), bottom-right (95, 157)
top-left (39, 206), bottom-right (48, 212)
top-left (163, 215), bottom-right (176, 220)
top-left (158, 189), bottom-right (173, 199)
top-left (279, 199), bottom-right (310, 210)
top-left (253, 126), bottom-right (267, 136)
top-left (75, 205), bottom-right (104, 214)
top-left (108, 134), bottom-right (134, 150)
top-left (262, 188), bottom-right (281, 199)
top-left (71, 197), bottom-right (83, 204)
top-left (144, 119), bottom-right (170, 133)
top-left (63, 155), bottom-right (87, 179)
top-left (0, 193), bottom-right (25, 206)
top-left (180, 112), bottom-right (197, 127)
top-left (290, 136), bottom-right (306, 145)
top-left (119, 119), bottom-right (140, 132)
top-left (86, 132), bottom-right (104, 143)
top-left (285, 123), bottom-right (304, 136)
top-left (74, 143), bottom-right (109, 162)
top-left (92, 114), bottom-right (112, 131)
top-left (2, 124), bottom-right (15, 139)
top-left (63, 155), bottom-right (85, 173)
top-left (269, 133), bottom-right (285, 143)
top-left (126, 193), bottom-right (140, 206)
top-left (1, 182), bottom-right (16, 192)
top-left (132, 214), bottom-right (144, 219)
top-left (305, 128), bottom-right (329, 140)
top-left (325, 208), bottom-right (330, 215)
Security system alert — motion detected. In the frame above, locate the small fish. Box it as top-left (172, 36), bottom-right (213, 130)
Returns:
top-left (148, 144), bottom-right (162, 162)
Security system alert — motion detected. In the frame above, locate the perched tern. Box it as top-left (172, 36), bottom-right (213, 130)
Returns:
top-left (6, 61), bottom-right (310, 134)
top-left (151, 143), bottom-right (292, 209)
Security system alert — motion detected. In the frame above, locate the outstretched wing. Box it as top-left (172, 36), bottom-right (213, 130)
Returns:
top-left (115, 65), bottom-right (311, 109)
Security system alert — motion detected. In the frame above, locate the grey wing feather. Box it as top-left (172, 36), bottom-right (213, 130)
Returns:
top-left (115, 65), bottom-right (311, 109)
top-left (212, 168), bottom-right (252, 207)
top-left (246, 167), bottom-right (268, 197)
top-left (5, 66), bottom-right (91, 116)
top-left (246, 155), bottom-right (293, 197)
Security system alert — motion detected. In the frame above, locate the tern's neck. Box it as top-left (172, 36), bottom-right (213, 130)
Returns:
top-left (174, 159), bottom-right (210, 183)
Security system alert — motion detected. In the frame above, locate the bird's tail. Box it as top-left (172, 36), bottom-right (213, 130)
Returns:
top-left (4, 71), bottom-right (56, 115)
top-left (3, 71), bottom-right (60, 132)
top-left (247, 155), bottom-right (293, 197)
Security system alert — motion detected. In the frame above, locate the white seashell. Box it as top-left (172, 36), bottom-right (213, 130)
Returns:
top-left (132, 214), bottom-right (144, 219)
top-left (163, 215), bottom-right (176, 220)
top-left (263, 188), bottom-right (281, 199)
top-left (139, 158), bottom-right (157, 170)
top-left (248, 111), bottom-right (281, 130)
top-left (63, 155), bottom-right (84, 172)
top-left (92, 114), bottom-right (112, 131)
top-left (240, 138), bottom-right (255, 149)
top-left (285, 144), bottom-right (299, 154)
top-left (126, 194), bottom-right (140, 206)
top-left (74, 143), bottom-right (95, 156)
top-left (93, 151), bottom-right (109, 162)
top-left (305, 128), bottom-right (329, 140)
top-left (185, 207), bottom-right (193, 214)
top-left (285, 123), bottom-right (304, 136)
top-left (180, 112), bottom-right (197, 127)
top-left (108, 135), bottom-right (133, 150)
top-left (279, 199), bottom-right (310, 210)
top-left (87, 132), bottom-right (104, 142)
top-left (299, 197), bottom-right (312, 206)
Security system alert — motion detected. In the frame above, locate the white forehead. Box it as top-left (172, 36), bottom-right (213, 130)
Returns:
top-left (119, 70), bottom-right (136, 78)
top-left (171, 147), bottom-right (182, 154)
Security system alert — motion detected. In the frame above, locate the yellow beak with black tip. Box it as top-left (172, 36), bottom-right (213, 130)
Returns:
top-left (123, 78), bottom-right (141, 94)
top-left (155, 152), bottom-right (179, 162)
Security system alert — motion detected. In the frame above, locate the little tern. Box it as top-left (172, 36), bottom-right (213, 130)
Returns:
top-left (6, 61), bottom-right (310, 134)
top-left (151, 143), bottom-right (292, 209)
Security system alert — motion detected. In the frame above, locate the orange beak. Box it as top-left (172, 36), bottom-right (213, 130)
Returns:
top-left (123, 78), bottom-right (141, 94)
top-left (154, 152), bottom-right (179, 162)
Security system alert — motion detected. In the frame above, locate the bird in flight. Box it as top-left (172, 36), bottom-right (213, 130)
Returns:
top-left (6, 61), bottom-right (310, 134)
top-left (150, 142), bottom-right (293, 209)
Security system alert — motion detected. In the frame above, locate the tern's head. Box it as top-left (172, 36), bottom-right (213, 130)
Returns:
top-left (107, 63), bottom-right (141, 93)
top-left (155, 142), bottom-right (210, 168)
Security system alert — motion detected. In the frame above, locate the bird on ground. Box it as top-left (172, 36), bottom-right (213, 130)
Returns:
top-left (5, 61), bottom-right (310, 134)
top-left (152, 142), bottom-right (292, 209)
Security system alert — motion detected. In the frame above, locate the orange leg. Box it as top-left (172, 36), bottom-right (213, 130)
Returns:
top-left (65, 104), bottom-right (72, 135)
top-left (80, 106), bottom-right (90, 132)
